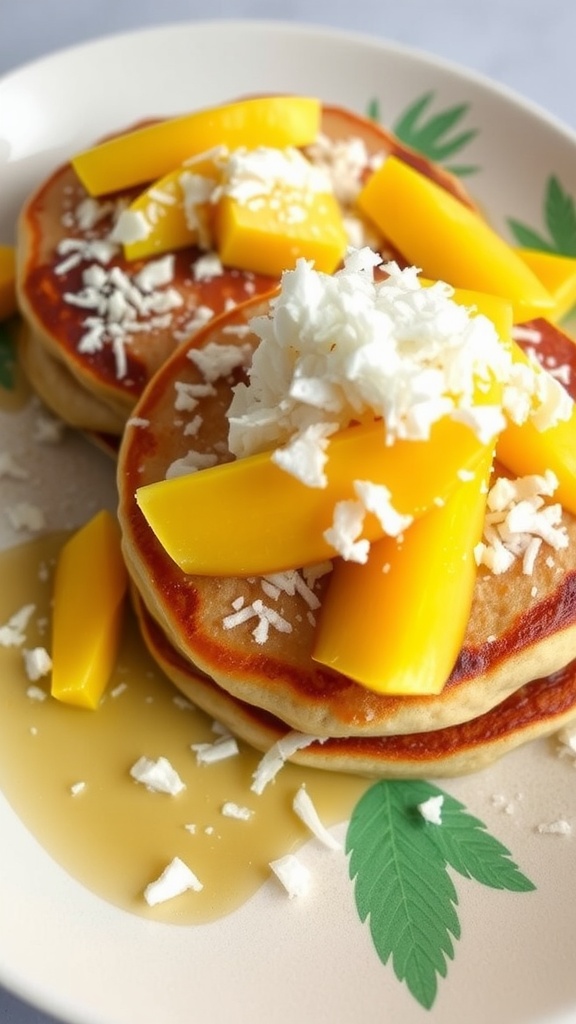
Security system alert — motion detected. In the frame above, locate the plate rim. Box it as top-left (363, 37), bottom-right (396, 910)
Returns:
top-left (1, 16), bottom-right (575, 145)
top-left (2, 18), bottom-right (576, 1024)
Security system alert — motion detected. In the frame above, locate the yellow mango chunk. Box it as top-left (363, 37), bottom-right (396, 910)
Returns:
top-left (515, 248), bottom-right (576, 323)
top-left (136, 415), bottom-right (495, 577)
top-left (0, 245), bottom-right (17, 321)
top-left (120, 153), bottom-right (220, 261)
top-left (496, 340), bottom-right (576, 514)
top-left (72, 96), bottom-right (321, 196)
top-left (51, 510), bottom-right (128, 709)
top-left (312, 448), bottom-right (493, 694)
top-left (449, 287), bottom-right (576, 514)
top-left (357, 156), bottom-right (554, 323)
top-left (215, 178), bottom-right (347, 277)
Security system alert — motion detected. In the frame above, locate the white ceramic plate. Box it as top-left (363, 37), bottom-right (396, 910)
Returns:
top-left (2, 20), bottom-right (576, 1024)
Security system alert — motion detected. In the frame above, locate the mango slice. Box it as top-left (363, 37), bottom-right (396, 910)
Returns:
top-left (118, 153), bottom-right (220, 261)
top-left (496, 340), bottom-right (576, 514)
top-left (357, 156), bottom-right (554, 323)
top-left (446, 286), bottom-right (576, 509)
top-left (215, 179), bottom-right (348, 277)
top-left (72, 96), bottom-right (321, 196)
top-left (312, 448), bottom-right (494, 694)
top-left (136, 415), bottom-right (495, 576)
top-left (0, 245), bottom-right (17, 321)
top-left (515, 248), bottom-right (576, 323)
top-left (51, 510), bottom-right (128, 709)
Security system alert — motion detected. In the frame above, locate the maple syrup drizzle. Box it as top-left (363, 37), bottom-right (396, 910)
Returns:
top-left (0, 534), bottom-right (368, 923)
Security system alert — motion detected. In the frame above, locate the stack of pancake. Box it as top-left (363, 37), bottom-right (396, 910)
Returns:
top-left (16, 96), bottom-right (576, 775)
top-left (117, 294), bottom-right (576, 777)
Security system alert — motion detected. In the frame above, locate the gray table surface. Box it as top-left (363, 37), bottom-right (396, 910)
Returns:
top-left (1, 1), bottom-right (575, 1021)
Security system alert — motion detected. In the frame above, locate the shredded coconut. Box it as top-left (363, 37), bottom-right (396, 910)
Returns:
top-left (60, 242), bottom-right (184, 378)
top-left (5, 502), bottom-right (46, 533)
top-left (323, 499), bottom-right (370, 563)
top-left (536, 819), bottom-right (572, 836)
top-left (305, 133), bottom-right (379, 206)
top-left (191, 736), bottom-right (239, 764)
top-left (165, 450), bottom-right (219, 479)
top-left (251, 732), bottom-right (326, 794)
top-left (503, 356), bottom-right (572, 431)
top-left (219, 145), bottom-right (331, 207)
top-left (221, 801), bottom-right (253, 821)
top-left (129, 755), bottom-right (185, 795)
top-left (269, 853), bottom-right (311, 898)
top-left (0, 604), bottom-right (35, 647)
top-left (227, 252), bottom-right (513, 462)
top-left (192, 252), bottom-right (223, 281)
top-left (222, 598), bottom-right (292, 645)
top-left (187, 341), bottom-right (253, 382)
top-left (144, 857), bottom-right (203, 906)
top-left (26, 685), bottom-right (47, 702)
top-left (22, 647), bottom-right (52, 682)
top-left (174, 380), bottom-right (217, 412)
top-left (474, 471), bottom-right (568, 575)
top-left (261, 569), bottom-right (322, 610)
top-left (293, 786), bottom-right (341, 849)
top-left (418, 794), bottom-right (444, 825)
top-left (0, 452), bottom-right (29, 480)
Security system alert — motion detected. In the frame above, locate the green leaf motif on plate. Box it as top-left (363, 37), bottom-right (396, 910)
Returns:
top-left (508, 175), bottom-right (576, 255)
top-left (0, 321), bottom-right (17, 391)
top-left (369, 91), bottom-right (479, 177)
top-left (346, 779), bottom-right (535, 1010)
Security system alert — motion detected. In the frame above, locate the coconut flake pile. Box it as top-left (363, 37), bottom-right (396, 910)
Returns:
top-left (474, 470), bottom-right (568, 575)
top-left (227, 249), bottom-right (511, 468)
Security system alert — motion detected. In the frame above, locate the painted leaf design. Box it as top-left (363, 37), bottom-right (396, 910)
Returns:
top-left (440, 163), bottom-right (478, 179)
top-left (346, 779), bottom-right (536, 1009)
top-left (508, 175), bottom-right (576, 255)
top-left (346, 780), bottom-right (460, 1009)
top-left (391, 91), bottom-right (479, 175)
top-left (366, 97), bottom-right (381, 123)
top-left (419, 789), bottom-right (536, 891)
top-left (0, 321), bottom-right (16, 390)
top-left (506, 220), bottom-right (555, 253)
top-left (545, 176), bottom-right (576, 254)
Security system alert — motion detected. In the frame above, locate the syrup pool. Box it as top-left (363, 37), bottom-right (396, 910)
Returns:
top-left (0, 533), bottom-right (369, 923)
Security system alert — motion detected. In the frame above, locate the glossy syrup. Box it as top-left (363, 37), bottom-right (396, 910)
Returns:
top-left (0, 534), bottom-right (369, 923)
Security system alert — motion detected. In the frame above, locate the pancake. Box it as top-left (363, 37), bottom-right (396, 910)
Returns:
top-left (117, 295), bottom-right (576, 752)
top-left (134, 590), bottom-right (576, 777)
top-left (18, 321), bottom-right (127, 433)
top-left (16, 103), bottom-right (474, 433)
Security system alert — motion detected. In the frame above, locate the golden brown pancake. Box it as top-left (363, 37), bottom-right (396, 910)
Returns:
top-left (16, 103), bottom-right (474, 434)
top-left (134, 590), bottom-right (576, 777)
top-left (117, 297), bottom-right (576, 754)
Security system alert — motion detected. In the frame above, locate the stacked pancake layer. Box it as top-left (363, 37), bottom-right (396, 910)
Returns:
top-left (15, 104), bottom-right (474, 435)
